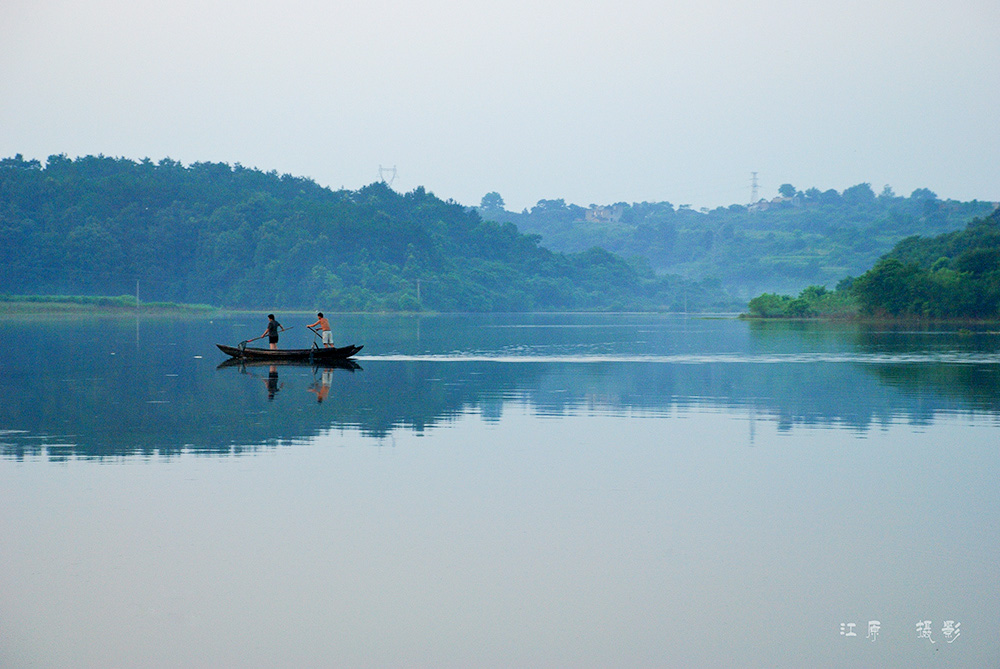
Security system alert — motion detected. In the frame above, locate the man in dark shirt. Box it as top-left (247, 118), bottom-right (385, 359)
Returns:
top-left (261, 314), bottom-right (284, 350)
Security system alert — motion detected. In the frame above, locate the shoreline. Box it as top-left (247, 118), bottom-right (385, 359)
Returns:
top-left (0, 295), bottom-right (738, 317)
top-left (0, 295), bottom-right (214, 315)
top-left (739, 313), bottom-right (1000, 326)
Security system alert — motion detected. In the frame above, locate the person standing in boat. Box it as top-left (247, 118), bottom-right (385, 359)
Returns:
top-left (306, 312), bottom-right (334, 348)
top-left (261, 314), bottom-right (285, 350)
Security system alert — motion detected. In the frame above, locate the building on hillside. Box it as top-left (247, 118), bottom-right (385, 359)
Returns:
top-left (748, 195), bottom-right (804, 212)
top-left (585, 204), bottom-right (626, 223)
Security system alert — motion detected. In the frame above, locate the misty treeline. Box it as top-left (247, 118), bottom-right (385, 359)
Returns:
top-left (747, 208), bottom-right (1000, 319)
top-left (0, 154), bottom-right (733, 311)
top-left (479, 184), bottom-right (996, 296)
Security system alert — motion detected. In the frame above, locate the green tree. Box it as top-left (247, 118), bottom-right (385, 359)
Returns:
top-left (842, 183), bottom-right (876, 207)
top-left (479, 191), bottom-right (505, 212)
top-left (747, 293), bottom-right (791, 317)
top-left (955, 247), bottom-right (1000, 275)
top-left (785, 298), bottom-right (814, 317)
top-left (851, 258), bottom-right (926, 315)
top-left (799, 285), bottom-right (827, 300)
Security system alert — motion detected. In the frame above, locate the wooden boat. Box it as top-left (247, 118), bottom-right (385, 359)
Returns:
top-left (216, 343), bottom-right (363, 362)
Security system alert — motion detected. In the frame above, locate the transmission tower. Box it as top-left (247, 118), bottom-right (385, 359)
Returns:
top-left (750, 172), bottom-right (760, 204)
top-left (378, 165), bottom-right (398, 188)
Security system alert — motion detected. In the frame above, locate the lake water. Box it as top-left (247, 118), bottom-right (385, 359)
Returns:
top-left (1, 312), bottom-right (998, 667)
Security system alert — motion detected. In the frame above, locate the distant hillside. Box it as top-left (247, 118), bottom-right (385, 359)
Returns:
top-left (478, 186), bottom-right (997, 296)
top-left (0, 154), bottom-right (735, 311)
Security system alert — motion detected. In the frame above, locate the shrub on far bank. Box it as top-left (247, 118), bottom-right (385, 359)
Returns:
top-left (746, 285), bottom-right (857, 318)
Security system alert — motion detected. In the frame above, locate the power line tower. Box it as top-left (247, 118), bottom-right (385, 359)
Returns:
top-left (378, 165), bottom-right (398, 188)
top-left (750, 172), bottom-right (760, 204)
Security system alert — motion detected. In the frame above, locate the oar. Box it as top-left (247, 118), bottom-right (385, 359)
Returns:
top-left (239, 326), bottom-right (294, 350)
top-left (307, 326), bottom-right (322, 349)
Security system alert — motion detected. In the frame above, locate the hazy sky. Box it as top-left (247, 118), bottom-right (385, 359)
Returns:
top-left (2, 0), bottom-right (998, 211)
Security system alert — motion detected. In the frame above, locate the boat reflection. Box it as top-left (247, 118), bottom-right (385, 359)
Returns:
top-left (215, 357), bottom-right (363, 372)
top-left (216, 357), bottom-right (362, 403)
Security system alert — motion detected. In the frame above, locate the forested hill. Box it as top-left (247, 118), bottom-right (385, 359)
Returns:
top-left (478, 186), bottom-right (997, 296)
top-left (745, 207), bottom-right (1000, 319)
top-left (850, 207), bottom-right (1000, 318)
top-left (0, 154), bottom-right (733, 311)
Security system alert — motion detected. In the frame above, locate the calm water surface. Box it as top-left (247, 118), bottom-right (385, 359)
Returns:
top-left (1, 313), bottom-right (998, 667)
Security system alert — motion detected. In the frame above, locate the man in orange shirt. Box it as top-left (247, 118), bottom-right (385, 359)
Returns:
top-left (306, 312), bottom-right (333, 348)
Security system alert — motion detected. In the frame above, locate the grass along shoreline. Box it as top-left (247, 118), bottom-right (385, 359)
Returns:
top-left (0, 294), bottom-right (215, 314)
